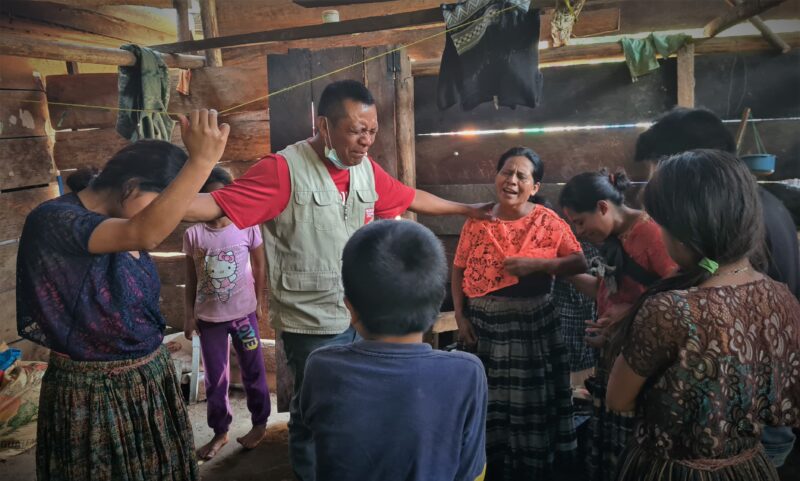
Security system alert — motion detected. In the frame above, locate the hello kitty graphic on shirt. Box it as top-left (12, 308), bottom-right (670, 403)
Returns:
top-left (203, 250), bottom-right (238, 302)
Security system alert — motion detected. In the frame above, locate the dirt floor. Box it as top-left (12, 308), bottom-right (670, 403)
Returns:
top-left (2, 391), bottom-right (799, 480)
top-left (1, 391), bottom-right (296, 481)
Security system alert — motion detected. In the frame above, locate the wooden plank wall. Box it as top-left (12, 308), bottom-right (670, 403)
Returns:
top-left (267, 46), bottom-right (400, 176)
top-left (43, 62), bottom-right (273, 339)
top-left (0, 56), bottom-right (59, 359)
top-left (414, 50), bottom-right (800, 245)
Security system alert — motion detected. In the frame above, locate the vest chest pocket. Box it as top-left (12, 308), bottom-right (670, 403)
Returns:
top-left (292, 190), bottom-right (313, 224)
top-left (312, 190), bottom-right (341, 231)
top-left (355, 189), bottom-right (379, 224)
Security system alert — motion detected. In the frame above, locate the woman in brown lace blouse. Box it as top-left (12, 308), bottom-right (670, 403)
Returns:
top-left (605, 149), bottom-right (800, 481)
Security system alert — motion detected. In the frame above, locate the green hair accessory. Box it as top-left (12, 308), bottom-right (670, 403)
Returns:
top-left (698, 258), bottom-right (719, 274)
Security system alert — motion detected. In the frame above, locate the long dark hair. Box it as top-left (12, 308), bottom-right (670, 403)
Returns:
top-left (559, 168), bottom-right (631, 213)
top-left (606, 149), bottom-right (765, 359)
top-left (496, 146), bottom-right (548, 205)
top-left (67, 140), bottom-right (188, 198)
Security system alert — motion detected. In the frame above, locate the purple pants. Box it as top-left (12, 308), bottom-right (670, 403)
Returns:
top-left (197, 312), bottom-right (271, 434)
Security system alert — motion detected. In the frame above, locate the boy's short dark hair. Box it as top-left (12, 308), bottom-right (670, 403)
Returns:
top-left (635, 107), bottom-right (736, 163)
top-left (342, 220), bottom-right (447, 336)
top-left (317, 80), bottom-right (375, 124)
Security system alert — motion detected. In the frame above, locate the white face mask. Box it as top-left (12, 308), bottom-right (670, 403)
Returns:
top-left (323, 117), bottom-right (365, 170)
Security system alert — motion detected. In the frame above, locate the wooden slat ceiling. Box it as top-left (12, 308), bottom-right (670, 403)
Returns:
top-left (1, 0), bottom-right (177, 47)
top-left (216, 0), bottom-right (800, 37)
top-left (3, 0), bottom-right (799, 63)
top-left (12, 0), bottom-right (172, 6)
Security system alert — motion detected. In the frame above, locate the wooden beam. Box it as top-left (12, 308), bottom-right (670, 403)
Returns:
top-left (0, 34), bottom-right (205, 67)
top-left (677, 43), bottom-right (695, 107)
top-left (95, 5), bottom-right (179, 37)
top-left (394, 51), bottom-right (416, 220)
top-left (2, 1), bottom-right (175, 45)
top-left (222, 7), bottom-right (619, 70)
top-left (217, 0), bottom-right (800, 40)
top-left (174, 0), bottom-right (193, 43)
top-left (199, 0), bottom-right (223, 67)
top-left (550, 0), bottom-right (587, 47)
top-left (0, 14), bottom-right (129, 49)
top-left (412, 32), bottom-right (800, 76)
top-left (704, 0), bottom-right (787, 38)
top-left (745, 14), bottom-right (793, 53)
top-left (293, 0), bottom-right (396, 7)
top-left (16, 1), bottom-right (172, 6)
top-left (151, 7), bottom-right (444, 53)
top-left (727, 0), bottom-right (791, 53)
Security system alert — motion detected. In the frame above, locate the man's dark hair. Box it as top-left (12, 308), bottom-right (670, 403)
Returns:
top-left (342, 220), bottom-right (447, 336)
top-left (317, 80), bottom-right (375, 124)
top-left (635, 107), bottom-right (735, 163)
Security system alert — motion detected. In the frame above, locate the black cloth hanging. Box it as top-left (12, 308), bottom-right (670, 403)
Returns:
top-left (437, 1), bottom-right (543, 111)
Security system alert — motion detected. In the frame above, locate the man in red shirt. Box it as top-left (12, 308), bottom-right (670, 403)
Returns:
top-left (186, 80), bottom-right (489, 478)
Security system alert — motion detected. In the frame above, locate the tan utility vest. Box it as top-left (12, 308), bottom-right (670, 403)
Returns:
top-left (262, 140), bottom-right (377, 334)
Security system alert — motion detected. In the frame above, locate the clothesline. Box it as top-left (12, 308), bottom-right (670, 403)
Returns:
top-left (18, 4), bottom-right (522, 118)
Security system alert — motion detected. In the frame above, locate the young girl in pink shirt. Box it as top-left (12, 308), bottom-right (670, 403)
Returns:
top-left (183, 167), bottom-right (270, 460)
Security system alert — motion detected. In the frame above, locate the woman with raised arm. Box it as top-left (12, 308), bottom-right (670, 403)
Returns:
top-left (16, 110), bottom-right (229, 481)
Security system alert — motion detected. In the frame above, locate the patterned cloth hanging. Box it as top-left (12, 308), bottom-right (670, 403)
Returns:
top-left (437, 0), bottom-right (543, 111)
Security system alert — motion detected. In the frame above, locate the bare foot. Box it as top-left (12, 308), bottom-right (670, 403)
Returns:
top-left (197, 432), bottom-right (228, 460)
top-left (236, 424), bottom-right (267, 450)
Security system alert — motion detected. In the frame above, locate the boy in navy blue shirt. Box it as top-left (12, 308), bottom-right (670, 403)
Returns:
top-left (297, 220), bottom-right (488, 481)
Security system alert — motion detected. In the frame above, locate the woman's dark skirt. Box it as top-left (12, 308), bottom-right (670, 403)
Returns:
top-left (36, 345), bottom-right (198, 481)
top-left (586, 364), bottom-right (637, 481)
top-left (467, 295), bottom-right (576, 480)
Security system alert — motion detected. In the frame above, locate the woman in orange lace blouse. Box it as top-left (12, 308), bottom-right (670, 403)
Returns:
top-left (452, 147), bottom-right (587, 480)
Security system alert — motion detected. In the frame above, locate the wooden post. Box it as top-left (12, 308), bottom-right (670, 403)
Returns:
top-left (199, 0), bottom-right (223, 67)
top-left (735, 108), bottom-right (752, 154)
top-left (677, 43), bottom-right (695, 107)
top-left (394, 51), bottom-right (416, 221)
top-left (173, 0), bottom-right (193, 43)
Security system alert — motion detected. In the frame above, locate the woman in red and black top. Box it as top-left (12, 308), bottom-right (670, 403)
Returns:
top-left (559, 170), bottom-right (677, 481)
